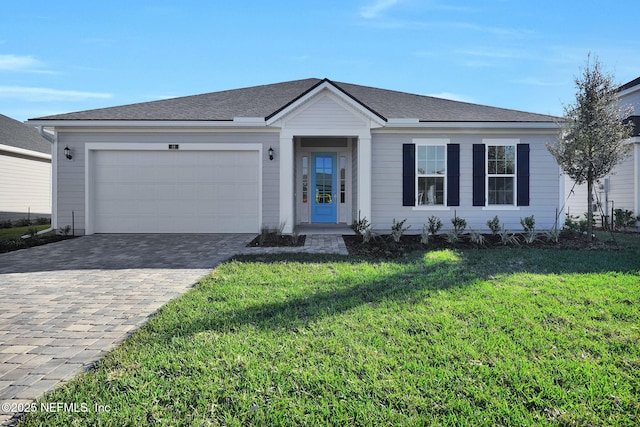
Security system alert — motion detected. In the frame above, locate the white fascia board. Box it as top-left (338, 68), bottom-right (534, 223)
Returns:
top-left (233, 117), bottom-right (266, 124)
top-left (385, 120), bottom-right (559, 130)
top-left (25, 119), bottom-right (270, 129)
top-left (387, 118), bottom-right (420, 125)
top-left (266, 81), bottom-right (386, 127)
top-left (618, 84), bottom-right (640, 99)
top-left (0, 143), bottom-right (51, 160)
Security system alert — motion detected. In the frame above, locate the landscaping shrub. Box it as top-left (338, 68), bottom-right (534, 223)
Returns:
top-left (487, 215), bottom-right (501, 234)
top-left (390, 218), bottom-right (410, 243)
top-left (14, 217), bottom-right (31, 227)
top-left (613, 208), bottom-right (639, 231)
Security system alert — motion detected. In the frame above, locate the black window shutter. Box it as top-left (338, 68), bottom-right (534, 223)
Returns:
top-left (446, 144), bottom-right (460, 206)
top-left (402, 144), bottom-right (415, 206)
top-left (472, 144), bottom-right (485, 206)
top-left (517, 144), bottom-right (530, 206)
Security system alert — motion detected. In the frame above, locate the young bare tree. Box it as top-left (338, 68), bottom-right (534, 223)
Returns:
top-left (547, 55), bottom-right (634, 240)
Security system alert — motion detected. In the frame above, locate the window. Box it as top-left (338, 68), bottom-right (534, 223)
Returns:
top-left (487, 145), bottom-right (515, 205)
top-left (302, 156), bottom-right (308, 203)
top-left (339, 156), bottom-right (346, 204)
top-left (416, 145), bottom-right (445, 205)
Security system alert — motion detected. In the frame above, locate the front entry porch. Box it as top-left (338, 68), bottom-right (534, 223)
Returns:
top-left (294, 137), bottom-right (355, 227)
top-left (277, 130), bottom-right (372, 234)
top-left (296, 223), bottom-right (356, 235)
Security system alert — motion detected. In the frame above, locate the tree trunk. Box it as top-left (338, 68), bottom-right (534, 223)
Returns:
top-left (587, 179), bottom-right (594, 241)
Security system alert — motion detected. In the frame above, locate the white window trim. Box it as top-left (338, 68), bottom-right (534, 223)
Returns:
top-left (414, 138), bottom-right (449, 208)
top-left (484, 139), bottom-right (518, 207)
top-left (482, 206), bottom-right (521, 211)
top-left (412, 206), bottom-right (452, 211)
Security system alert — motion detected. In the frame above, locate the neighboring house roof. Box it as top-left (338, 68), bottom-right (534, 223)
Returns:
top-left (30, 78), bottom-right (558, 123)
top-left (618, 76), bottom-right (640, 92)
top-left (0, 114), bottom-right (50, 154)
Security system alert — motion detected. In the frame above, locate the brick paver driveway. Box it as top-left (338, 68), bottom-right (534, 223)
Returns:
top-left (0, 233), bottom-right (253, 424)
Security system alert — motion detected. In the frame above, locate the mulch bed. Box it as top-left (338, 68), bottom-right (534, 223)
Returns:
top-left (247, 234), bottom-right (306, 247)
top-left (0, 234), bottom-right (75, 254)
top-left (342, 232), bottom-right (620, 258)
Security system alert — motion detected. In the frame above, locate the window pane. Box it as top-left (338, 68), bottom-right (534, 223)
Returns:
top-left (418, 177), bottom-right (444, 205)
top-left (488, 177), bottom-right (514, 205)
top-left (302, 156), bottom-right (308, 203)
top-left (418, 145), bottom-right (446, 175)
top-left (315, 156), bottom-right (333, 204)
top-left (340, 156), bottom-right (346, 204)
top-left (505, 146), bottom-right (515, 174)
top-left (488, 145), bottom-right (515, 175)
top-left (417, 146), bottom-right (427, 174)
top-left (426, 146), bottom-right (436, 162)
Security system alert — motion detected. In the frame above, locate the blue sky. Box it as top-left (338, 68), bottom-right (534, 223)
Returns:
top-left (1, 0), bottom-right (638, 122)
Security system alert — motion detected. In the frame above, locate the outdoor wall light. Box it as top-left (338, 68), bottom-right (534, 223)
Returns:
top-left (64, 145), bottom-right (73, 160)
top-left (268, 147), bottom-right (274, 161)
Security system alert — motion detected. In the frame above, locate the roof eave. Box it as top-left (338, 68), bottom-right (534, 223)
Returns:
top-left (0, 143), bottom-right (52, 160)
top-left (618, 84), bottom-right (640, 99)
top-left (25, 119), bottom-right (270, 129)
top-left (384, 120), bottom-right (560, 130)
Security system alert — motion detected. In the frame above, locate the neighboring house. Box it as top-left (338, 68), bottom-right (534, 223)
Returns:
top-left (563, 76), bottom-right (640, 227)
top-left (26, 78), bottom-right (561, 235)
top-left (0, 114), bottom-right (52, 222)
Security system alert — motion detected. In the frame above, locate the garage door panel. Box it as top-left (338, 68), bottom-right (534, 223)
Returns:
top-left (92, 150), bottom-right (260, 233)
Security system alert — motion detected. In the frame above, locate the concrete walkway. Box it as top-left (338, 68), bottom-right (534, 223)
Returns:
top-left (0, 233), bottom-right (347, 425)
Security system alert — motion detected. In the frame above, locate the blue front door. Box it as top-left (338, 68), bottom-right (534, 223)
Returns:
top-left (311, 153), bottom-right (337, 223)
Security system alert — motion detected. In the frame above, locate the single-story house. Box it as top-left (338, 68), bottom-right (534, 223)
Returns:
top-left (0, 114), bottom-right (51, 223)
top-left (563, 76), bottom-right (640, 227)
top-left (26, 78), bottom-right (561, 235)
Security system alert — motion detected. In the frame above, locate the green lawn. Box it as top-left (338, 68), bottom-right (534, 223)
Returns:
top-left (18, 238), bottom-right (640, 426)
top-left (0, 224), bottom-right (50, 241)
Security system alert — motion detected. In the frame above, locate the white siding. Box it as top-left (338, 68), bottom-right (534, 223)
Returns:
top-left (371, 133), bottom-right (561, 232)
top-left (606, 150), bottom-right (636, 213)
top-left (0, 152), bottom-right (51, 220)
top-left (284, 92), bottom-right (368, 131)
top-left (620, 89), bottom-right (640, 114)
top-left (564, 179), bottom-right (590, 218)
top-left (564, 143), bottom-right (639, 224)
top-left (56, 131), bottom-right (278, 235)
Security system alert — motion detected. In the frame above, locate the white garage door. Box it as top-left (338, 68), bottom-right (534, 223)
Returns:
top-left (92, 150), bottom-right (260, 233)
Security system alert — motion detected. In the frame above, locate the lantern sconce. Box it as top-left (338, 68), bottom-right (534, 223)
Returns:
top-left (64, 145), bottom-right (73, 160)
top-left (268, 147), bottom-right (274, 161)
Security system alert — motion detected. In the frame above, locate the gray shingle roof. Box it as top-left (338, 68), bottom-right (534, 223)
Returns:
top-left (31, 78), bottom-right (558, 123)
top-left (0, 114), bottom-right (50, 154)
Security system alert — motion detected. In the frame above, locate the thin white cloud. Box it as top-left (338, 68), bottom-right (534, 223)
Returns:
top-left (359, 0), bottom-right (400, 19)
top-left (427, 92), bottom-right (476, 103)
top-left (0, 86), bottom-right (112, 102)
top-left (0, 54), bottom-right (52, 74)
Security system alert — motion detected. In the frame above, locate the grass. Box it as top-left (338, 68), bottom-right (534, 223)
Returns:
top-left (0, 224), bottom-right (50, 241)
top-left (17, 237), bottom-right (640, 426)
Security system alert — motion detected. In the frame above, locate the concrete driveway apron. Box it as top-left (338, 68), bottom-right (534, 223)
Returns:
top-left (0, 233), bottom-right (253, 425)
